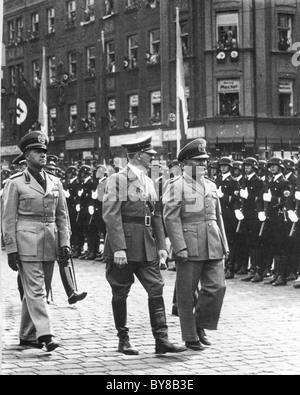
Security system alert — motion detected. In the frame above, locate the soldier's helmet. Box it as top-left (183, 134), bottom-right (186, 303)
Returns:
top-left (218, 156), bottom-right (233, 167)
top-left (178, 138), bottom-right (210, 163)
top-left (244, 157), bottom-right (258, 169)
top-left (47, 155), bottom-right (59, 164)
top-left (1, 168), bottom-right (12, 179)
top-left (96, 164), bottom-right (108, 179)
top-left (267, 157), bottom-right (285, 169)
top-left (258, 160), bottom-right (267, 170)
top-left (283, 158), bottom-right (296, 171)
top-left (233, 161), bottom-right (243, 171)
top-left (210, 160), bottom-right (219, 169)
top-left (66, 165), bottom-right (78, 176)
top-left (79, 164), bottom-right (92, 175)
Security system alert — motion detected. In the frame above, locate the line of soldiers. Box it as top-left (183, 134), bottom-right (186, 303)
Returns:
top-left (209, 155), bottom-right (300, 288)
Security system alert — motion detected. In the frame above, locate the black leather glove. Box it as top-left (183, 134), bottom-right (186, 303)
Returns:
top-left (58, 246), bottom-right (71, 267)
top-left (8, 253), bottom-right (20, 272)
top-left (61, 246), bottom-right (71, 258)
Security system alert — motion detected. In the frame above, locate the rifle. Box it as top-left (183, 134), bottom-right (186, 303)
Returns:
top-left (281, 138), bottom-right (285, 159)
top-left (289, 143), bottom-right (300, 237)
top-left (236, 139), bottom-right (246, 233)
top-left (259, 140), bottom-right (269, 237)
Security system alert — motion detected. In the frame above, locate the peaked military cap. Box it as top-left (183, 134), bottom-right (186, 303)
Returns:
top-left (267, 157), bottom-right (285, 168)
top-left (218, 156), bottom-right (233, 167)
top-left (283, 158), bottom-right (296, 170)
top-left (122, 135), bottom-right (157, 155)
top-left (178, 138), bottom-right (210, 162)
top-left (244, 157), bottom-right (258, 169)
top-left (19, 131), bottom-right (49, 153)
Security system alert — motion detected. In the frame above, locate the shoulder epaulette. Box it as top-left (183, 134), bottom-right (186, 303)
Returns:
top-left (9, 172), bottom-right (23, 180)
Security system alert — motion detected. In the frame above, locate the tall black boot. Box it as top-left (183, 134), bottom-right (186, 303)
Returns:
top-left (273, 255), bottom-right (287, 286)
top-left (148, 297), bottom-right (186, 354)
top-left (112, 300), bottom-right (139, 355)
top-left (59, 263), bottom-right (87, 304)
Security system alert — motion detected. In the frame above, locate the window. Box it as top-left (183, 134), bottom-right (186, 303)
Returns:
top-left (148, 30), bottom-right (160, 65)
top-left (129, 94), bottom-right (139, 127)
top-left (49, 107), bottom-right (57, 137)
top-left (108, 98), bottom-right (116, 130)
top-left (32, 60), bottom-right (40, 87)
top-left (48, 56), bottom-right (56, 84)
top-left (106, 41), bottom-right (115, 72)
top-left (85, 101), bottom-right (96, 131)
top-left (216, 12), bottom-right (238, 50)
top-left (8, 21), bottom-right (15, 43)
top-left (47, 8), bottom-right (55, 34)
top-left (150, 91), bottom-right (161, 125)
top-left (16, 18), bottom-right (24, 41)
top-left (278, 14), bottom-right (292, 51)
top-left (180, 22), bottom-right (189, 56)
top-left (68, 51), bottom-right (77, 79)
top-left (279, 80), bottom-right (293, 116)
top-left (87, 46), bottom-right (96, 77)
top-left (68, 104), bottom-right (77, 133)
top-left (31, 12), bottom-right (39, 38)
top-left (218, 80), bottom-right (240, 116)
top-left (105, 0), bottom-right (114, 16)
top-left (9, 66), bottom-right (16, 92)
top-left (82, 0), bottom-right (95, 23)
top-left (127, 35), bottom-right (138, 70)
top-left (66, 1), bottom-right (76, 28)
top-left (126, 0), bottom-right (138, 9)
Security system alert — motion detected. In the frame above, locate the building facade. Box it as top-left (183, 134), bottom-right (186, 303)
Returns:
top-left (2, 0), bottom-right (300, 166)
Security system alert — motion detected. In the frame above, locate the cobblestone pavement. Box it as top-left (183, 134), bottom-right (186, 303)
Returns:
top-left (1, 249), bottom-right (300, 376)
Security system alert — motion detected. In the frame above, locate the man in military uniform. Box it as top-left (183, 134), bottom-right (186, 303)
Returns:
top-left (2, 131), bottom-right (71, 351)
top-left (257, 157), bottom-right (292, 286)
top-left (216, 157), bottom-right (242, 279)
top-left (88, 164), bottom-right (109, 262)
top-left (64, 165), bottom-right (82, 258)
top-left (163, 138), bottom-right (228, 351)
top-left (103, 135), bottom-right (186, 356)
top-left (283, 159), bottom-right (299, 282)
top-left (76, 165), bottom-right (94, 259)
top-left (238, 158), bottom-right (264, 281)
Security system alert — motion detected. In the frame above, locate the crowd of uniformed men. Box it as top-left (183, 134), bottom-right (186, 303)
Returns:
top-left (1, 149), bottom-right (300, 290)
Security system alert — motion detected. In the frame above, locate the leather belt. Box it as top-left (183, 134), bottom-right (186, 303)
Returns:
top-left (18, 215), bottom-right (56, 223)
top-left (122, 215), bottom-right (152, 227)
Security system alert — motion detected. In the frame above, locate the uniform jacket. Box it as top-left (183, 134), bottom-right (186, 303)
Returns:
top-left (77, 176), bottom-right (94, 213)
top-left (163, 173), bottom-right (229, 261)
top-left (2, 169), bottom-right (71, 262)
top-left (242, 174), bottom-right (264, 217)
top-left (257, 174), bottom-right (292, 218)
top-left (102, 165), bottom-right (166, 262)
top-left (216, 174), bottom-right (241, 220)
top-left (65, 177), bottom-right (80, 211)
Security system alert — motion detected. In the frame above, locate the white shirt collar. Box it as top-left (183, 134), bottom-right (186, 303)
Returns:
top-left (236, 175), bottom-right (243, 182)
top-left (222, 172), bottom-right (231, 181)
top-left (273, 173), bottom-right (283, 181)
top-left (247, 172), bottom-right (255, 180)
top-left (285, 172), bottom-right (292, 180)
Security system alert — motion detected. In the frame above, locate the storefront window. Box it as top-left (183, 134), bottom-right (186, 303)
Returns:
top-left (279, 80), bottom-right (293, 117)
top-left (218, 80), bottom-right (240, 116)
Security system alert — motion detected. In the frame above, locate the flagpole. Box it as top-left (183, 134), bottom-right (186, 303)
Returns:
top-left (38, 46), bottom-right (48, 136)
top-left (176, 7), bottom-right (188, 157)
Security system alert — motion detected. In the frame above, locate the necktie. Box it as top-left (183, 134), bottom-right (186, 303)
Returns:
top-left (37, 173), bottom-right (46, 191)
